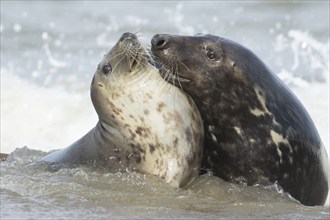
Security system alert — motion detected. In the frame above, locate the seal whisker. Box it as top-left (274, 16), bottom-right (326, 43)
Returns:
top-left (108, 51), bottom-right (126, 61)
top-left (111, 53), bottom-right (129, 77)
top-left (157, 69), bottom-right (175, 102)
top-left (138, 46), bottom-right (153, 68)
top-left (134, 31), bottom-right (141, 36)
top-left (171, 64), bottom-right (179, 89)
top-left (108, 50), bottom-right (127, 63)
top-left (126, 45), bottom-right (147, 70)
top-left (175, 62), bottom-right (184, 91)
top-left (158, 76), bottom-right (172, 98)
top-left (178, 60), bottom-right (191, 73)
top-left (155, 62), bottom-right (182, 105)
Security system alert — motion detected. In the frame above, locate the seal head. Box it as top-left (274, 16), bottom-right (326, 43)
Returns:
top-left (151, 33), bottom-right (328, 205)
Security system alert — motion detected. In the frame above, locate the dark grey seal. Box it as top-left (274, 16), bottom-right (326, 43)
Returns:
top-left (151, 33), bottom-right (328, 206)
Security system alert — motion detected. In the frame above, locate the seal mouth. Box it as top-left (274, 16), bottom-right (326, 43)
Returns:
top-left (130, 55), bottom-right (139, 71)
top-left (115, 32), bottom-right (150, 73)
top-left (128, 46), bottom-right (152, 72)
top-left (128, 50), bottom-right (149, 73)
top-left (156, 63), bottom-right (191, 84)
top-left (171, 74), bottom-right (191, 83)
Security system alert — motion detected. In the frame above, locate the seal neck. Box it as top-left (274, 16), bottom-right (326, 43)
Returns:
top-left (95, 121), bottom-right (123, 145)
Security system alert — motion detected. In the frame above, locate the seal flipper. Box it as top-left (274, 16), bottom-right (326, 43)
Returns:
top-left (41, 127), bottom-right (101, 165)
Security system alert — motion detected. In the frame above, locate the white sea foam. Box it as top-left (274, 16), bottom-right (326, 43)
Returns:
top-left (274, 30), bottom-right (329, 83)
top-left (0, 69), bottom-right (97, 153)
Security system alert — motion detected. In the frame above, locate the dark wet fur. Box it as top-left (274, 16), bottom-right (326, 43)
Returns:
top-left (151, 34), bottom-right (328, 206)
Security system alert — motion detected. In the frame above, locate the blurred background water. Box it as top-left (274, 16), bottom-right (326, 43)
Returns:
top-left (1, 1), bottom-right (329, 219)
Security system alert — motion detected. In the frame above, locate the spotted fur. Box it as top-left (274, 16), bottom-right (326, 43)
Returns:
top-left (42, 33), bottom-right (204, 188)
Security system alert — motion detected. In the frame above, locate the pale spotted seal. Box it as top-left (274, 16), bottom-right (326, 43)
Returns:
top-left (151, 33), bottom-right (328, 205)
top-left (41, 32), bottom-right (204, 188)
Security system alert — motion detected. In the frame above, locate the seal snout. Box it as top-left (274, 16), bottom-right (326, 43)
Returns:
top-left (120, 32), bottom-right (137, 42)
top-left (151, 34), bottom-right (170, 51)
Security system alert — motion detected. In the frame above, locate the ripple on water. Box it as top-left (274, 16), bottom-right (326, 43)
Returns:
top-left (1, 147), bottom-right (329, 219)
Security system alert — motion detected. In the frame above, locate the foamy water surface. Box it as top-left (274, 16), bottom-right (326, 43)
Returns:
top-left (1, 1), bottom-right (329, 219)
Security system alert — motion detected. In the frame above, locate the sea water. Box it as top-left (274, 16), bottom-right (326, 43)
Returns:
top-left (1, 1), bottom-right (329, 219)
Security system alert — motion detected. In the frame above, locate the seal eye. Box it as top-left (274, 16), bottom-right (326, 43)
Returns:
top-left (206, 49), bottom-right (216, 60)
top-left (102, 64), bottom-right (112, 75)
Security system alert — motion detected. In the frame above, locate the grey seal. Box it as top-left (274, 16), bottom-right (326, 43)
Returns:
top-left (42, 32), bottom-right (204, 187)
top-left (151, 33), bottom-right (328, 205)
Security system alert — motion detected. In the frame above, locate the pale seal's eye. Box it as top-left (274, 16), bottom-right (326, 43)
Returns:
top-left (102, 64), bottom-right (112, 75)
top-left (206, 49), bottom-right (216, 60)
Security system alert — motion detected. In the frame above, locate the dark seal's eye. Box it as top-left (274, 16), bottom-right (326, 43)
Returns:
top-left (206, 49), bottom-right (216, 60)
top-left (102, 64), bottom-right (112, 75)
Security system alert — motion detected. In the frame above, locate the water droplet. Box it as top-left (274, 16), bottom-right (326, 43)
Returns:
top-left (41, 32), bottom-right (49, 40)
top-left (49, 21), bottom-right (55, 29)
top-left (275, 22), bottom-right (282, 29)
top-left (13, 23), bottom-right (22, 32)
top-left (54, 39), bottom-right (62, 47)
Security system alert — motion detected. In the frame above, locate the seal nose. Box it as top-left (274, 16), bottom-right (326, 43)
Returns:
top-left (120, 32), bottom-right (137, 41)
top-left (151, 34), bottom-right (169, 51)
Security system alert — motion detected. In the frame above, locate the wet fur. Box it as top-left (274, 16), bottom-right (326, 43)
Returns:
top-left (151, 34), bottom-right (328, 205)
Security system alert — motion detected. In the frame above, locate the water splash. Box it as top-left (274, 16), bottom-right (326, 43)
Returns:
top-left (1, 146), bottom-right (328, 219)
top-left (274, 30), bottom-right (329, 83)
top-left (0, 70), bottom-right (96, 153)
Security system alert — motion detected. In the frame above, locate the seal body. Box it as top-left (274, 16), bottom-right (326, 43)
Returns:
top-left (151, 33), bottom-right (328, 205)
top-left (42, 33), bottom-right (204, 188)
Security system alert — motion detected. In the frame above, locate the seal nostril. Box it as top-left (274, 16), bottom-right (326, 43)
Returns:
top-left (156, 39), bottom-right (166, 48)
top-left (120, 32), bottom-right (136, 41)
top-left (152, 34), bottom-right (169, 50)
